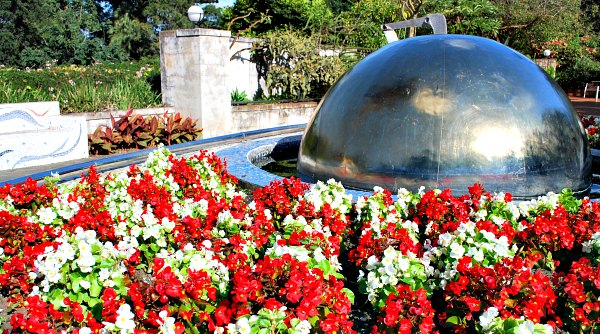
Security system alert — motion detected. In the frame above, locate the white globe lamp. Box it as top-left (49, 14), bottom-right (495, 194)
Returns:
top-left (188, 3), bottom-right (204, 24)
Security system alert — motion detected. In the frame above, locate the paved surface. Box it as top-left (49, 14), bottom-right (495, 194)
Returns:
top-left (571, 95), bottom-right (600, 116)
top-left (1, 97), bottom-right (598, 186)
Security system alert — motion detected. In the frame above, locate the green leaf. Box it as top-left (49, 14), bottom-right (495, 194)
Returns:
top-left (72, 279), bottom-right (81, 293)
top-left (503, 318), bottom-right (519, 331)
top-left (446, 316), bottom-right (461, 325)
top-left (342, 288), bottom-right (355, 303)
top-left (91, 302), bottom-right (103, 320)
top-left (90, 280), bottom-right (102, 297)
top-left (257, 318), bottom-right (270, 328)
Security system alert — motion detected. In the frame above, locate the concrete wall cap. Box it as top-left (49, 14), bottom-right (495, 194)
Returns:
top-left (174, 28), bottom-right (232, 38)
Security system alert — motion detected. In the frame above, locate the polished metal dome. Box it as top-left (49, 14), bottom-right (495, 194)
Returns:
top-left (297, 35), bottom-right (591, 199)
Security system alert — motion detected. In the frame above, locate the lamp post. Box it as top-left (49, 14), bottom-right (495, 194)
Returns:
top-left (543, 49), bottom-right (552, 58)
top-left (187, 3), bottom-right (204, 25)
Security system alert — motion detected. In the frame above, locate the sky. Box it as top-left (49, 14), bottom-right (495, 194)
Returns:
top-left (215, 0), bottom-right (235, 7)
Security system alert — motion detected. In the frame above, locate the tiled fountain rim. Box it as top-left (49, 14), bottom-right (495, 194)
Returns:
top-left (215, 133), bottom-right (378, 200)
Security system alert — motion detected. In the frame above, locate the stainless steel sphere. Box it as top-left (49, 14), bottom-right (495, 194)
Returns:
top-left (297, 35), bottom-right (592, 199)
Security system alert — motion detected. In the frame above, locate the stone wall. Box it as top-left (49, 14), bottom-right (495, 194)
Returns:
top-left (231, 101), bottom-right (317, 133)
top-left (229, 36), bottom-right (263, 100)
top-left (159, 28), bottom-right (232, 138)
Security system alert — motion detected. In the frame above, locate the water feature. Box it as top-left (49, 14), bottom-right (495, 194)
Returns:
top-left (297, 35), bottom-right (591, 200)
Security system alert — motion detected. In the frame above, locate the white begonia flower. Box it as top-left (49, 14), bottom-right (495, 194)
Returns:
top-left (479, 307), bottom-right (499, 330)
top-left (57, 242), bottom-right (75, 263)
top-left (162, 217), bottom-right (175, 231)
top-left (143, 224), bottom-right (161, 240)
top-left (313, 247), bottom-right (326, 263)
top-left (384, 263), bottom-right (397, 276)
top-left (83, 230), bottom-right (97, 243)
top-left (78, 239), bottom-right (91, 252)
top-left (515, 321), bottom-right (535, 334)
top-left (474, 209), bottom-right (488, 221)
top-left (130, 225), bottom-right (142, 238)
top-left (68, 201), bottom-right (80, 212)
top-left (79, 328), bottom-right (92, 334)
top-left (37, 207), bottom-right (57, 225)
top-left (480, 230), bottom-right (496, 242)
top-left (397, 256), bottom-right (410, 272)
top-left (493, 243), bottom-right (510, 258)
top-left (79, 279), bottom-right (91, 290)
top-left (99, 268), bottom-right (111, 281)
top-left (294, 320), bottom-right (312, 334)
top-left (76, 251), bottom-right (96, 273)
top-left (449, 242), bottom-right (465, 259)
top-left (158, 310), bottom-right (178, 334)
top-left (115, 304), bottom-right (136, 332)
top-left (189, 253), bottom-right (209, 272)
top-left (383, 247), bottom-right (396, 258)
top-left (438, 233), bottom-right (452, 247)
top-left (366, 255), bottom-right (379, 270)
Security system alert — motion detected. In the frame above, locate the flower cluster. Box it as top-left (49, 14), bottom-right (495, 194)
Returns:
top-left (581, 115), bottom-right (600, 149)
top-left (352, 183), bottom-right (600, 333)
top-left (3, 147), bottom-right (600, 333)
top-left (0, 149), bottom-right (354, 333)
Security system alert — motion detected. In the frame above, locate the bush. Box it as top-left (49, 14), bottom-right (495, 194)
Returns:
top-left (252, 30), bottom-right (351, 100)
top-left (0, 59), bottom-right (162, 113)
top-left (557, 56), bottom-right (600, 90)
top-left (88, 110), bottom-right (202, 155)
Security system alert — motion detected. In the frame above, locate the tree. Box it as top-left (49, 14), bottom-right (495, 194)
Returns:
top-left (252, 29), bottom-right (349, 99)
top-left (143, 0), bottom-right (196, 32)
top-left (109, 13), bottom-right (157, 60)
top-left (226, 0), bottom-right (333, 35)
top-left (424, 0), bottom-right (501, 37)
top-left (325, 0), bottom-right (355, 14)
top-left (335, 0), bottom-right (421, 51)
top-left (198, 5), bottom-right (227, 30)
top-left (0, 0), bottom-right (109, 67)
top-left (581, 0), bottom-right (600, 33)
top-left (492, 0), bottom-right (583, 54)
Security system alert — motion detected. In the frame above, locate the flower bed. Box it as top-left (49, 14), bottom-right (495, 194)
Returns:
top-left (581, 114), bottom-right (600, 149)
top-left (1, 147), bottom-right (600, 333)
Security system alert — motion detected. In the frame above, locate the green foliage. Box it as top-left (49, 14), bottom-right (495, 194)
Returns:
top-left (0, 0), bottom-right (109, 68)
top-left (334, 0), bottom-right (410, 51)
top-left (109, 13), bottom-right (158, 60)
top-left (0, 59), bottom-right (161, 113)
top-left (231, 89), bottom-right (250, 102)
top-left (88, 111), bottom-right (203, 155)
top-left (424, 0), bottom-right (501, 36)
top-left (252, 30), bottom-right (350, 100)
top-left (61, 79), bottom-right (161, 114)
top-left (494, 0), bottom-right (583, 54)
top-left (556, 56), bottom-right (600, 89)
top-left (198, 5), bottom-right (228, 30)
top-left (227, 0), bottom-right (333, 35)
top-left (582, 0), bottom-right (600, 33)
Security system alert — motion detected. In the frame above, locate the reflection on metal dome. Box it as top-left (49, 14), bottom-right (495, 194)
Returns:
top-left (297, 35), bottom-right (592, 199)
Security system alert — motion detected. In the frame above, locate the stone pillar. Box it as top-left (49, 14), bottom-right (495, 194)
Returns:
top-left (159, 28), bottom-right (232, 138)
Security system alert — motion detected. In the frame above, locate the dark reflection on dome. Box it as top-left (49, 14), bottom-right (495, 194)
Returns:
top-left (297, 35), bottom-right (591, 199)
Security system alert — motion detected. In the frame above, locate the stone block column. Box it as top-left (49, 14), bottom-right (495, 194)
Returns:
top-left (159, 28), bottom-right (232, 138)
